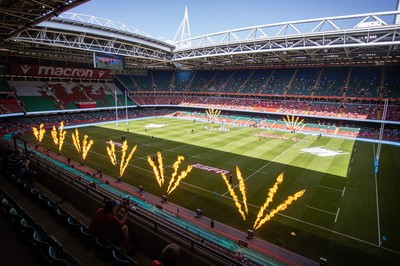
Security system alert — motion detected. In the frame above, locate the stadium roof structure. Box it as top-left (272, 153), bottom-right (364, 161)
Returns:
top-left (173, 11), bottom-right (400, 70)
top-left (0, 0), bottom-right (90, 67)
top-left (0, 0), bottom-right (89, 42)
top-left (0, 7), bottom-right (400, 71)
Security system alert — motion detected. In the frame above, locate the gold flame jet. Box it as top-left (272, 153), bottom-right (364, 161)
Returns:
top-left (253, 173), bottom-right (283, 229)
top-left (106, 140), bottom-right (136, 178)
top-left (283, 114), bottom-right (305, 131)
top-left (221, 172), bottom-right (247, 220)
top-left (254, 189), bottom-right (305, 230)
top-left (167, 165), bottom-right (193, 194)
top-left (51, 122), bottom-right (66, 151)
top-left (32, 123), bottom-right (46, 142)
top-left (106, 140), bottom-right (117, 166)
top-left (167, 155), bottom-right (184, 192)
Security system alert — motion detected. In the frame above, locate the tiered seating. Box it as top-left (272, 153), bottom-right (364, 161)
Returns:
top-left (277, 100), bottom-right (310, 114)
top-left (173, 71), bottom-right (193, 92)
top-left (130, 74), bottom-right (153, 91)
top-left (382, 65), bottom-right (400, 98)
top-left (221, 69), bottom-right (253, 93)
top-left (0, 98), bottom-right (24, 114)
top-left (9, 81), bottom-right (124, 112)
top-left (316, 67), bottom-right (348, 96)
top-left (189, 70), bottom-right (218, 92)
top-left (346, 67), bottom-right (381, 97)
top-left (269, 120), bottom-right (286, 130)
top-left (302, 122), bottom-right (336, 134)
top-left (243, 69), bottom-right (274, 94)
top-left (287, 68), bottom-right (319, 96)
top-left (337, 125), bottom-right (360, 137)
top-left (207, 70), bottom-right (235, 93)
top-left (253, 101), bottom-right (280, 112)
top-left (0, 186), bottom-right (81, 265)
top-left (152, 71), bottom-right (173, 91)
top-left (341, 104), bottom-right (376, 119)
top-left (308, 102), bottom-right (339, 117)
top-left (358, 126), bottom-right (376, 139)
top-left (9, 81), bottom-right (59, 111)
top-left (385, 105), bottom-right (400, 121)
top-left (265, 68), bottom-right (295, 94)
top-left (257, 118), bottom-right (277, 128)
top-left (383, 128), bottom-right (400, 141)
top-left (115, 75), bottom-right (139, 91)
top-left (0, 79), bottom-right (12, 92)
top-left (1, 164), bottom-right (138, 265)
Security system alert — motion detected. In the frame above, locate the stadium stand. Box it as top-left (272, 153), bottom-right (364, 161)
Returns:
top-left (346, 66), bottom-right (381, 97)
top-left (315, 67), bottom-right (348, 96)
top-left (0, 3), bottom-right (399, 265)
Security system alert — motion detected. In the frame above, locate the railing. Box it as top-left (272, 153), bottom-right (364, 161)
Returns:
top-left (0, 138), bottom-right (250, 266)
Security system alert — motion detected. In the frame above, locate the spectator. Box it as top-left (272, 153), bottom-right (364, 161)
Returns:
top-left (7, 148), bottom-right (35, 181)
top-left (89, 199), bottom-right (132, 253)
top-left (234, 250), bottom-right (245, 263)
top-left (152, 243), bottom-right (180, 266)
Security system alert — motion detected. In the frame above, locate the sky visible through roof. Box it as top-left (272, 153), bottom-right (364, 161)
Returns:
top-left (68, 0), bottom-right (398, 42)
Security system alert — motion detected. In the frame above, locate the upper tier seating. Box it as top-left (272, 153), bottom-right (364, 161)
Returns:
top-left (265, 68), bottom-right (296, 94)
top-left (315, 67), bottom-right (348, 96)
top-left (346, 66), bottom-right (381, 97)
top-left (173, 71), bottom-right (194, 92)
top-left (382, 65), bottom-right (400, 98)
top-left (287, 67), bottom-right (319, 96)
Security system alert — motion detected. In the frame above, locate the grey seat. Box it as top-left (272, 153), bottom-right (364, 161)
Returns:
top-left (112, 250), bottom-right (138, 266)
top-left (48, 246), bottom-right (69, 266)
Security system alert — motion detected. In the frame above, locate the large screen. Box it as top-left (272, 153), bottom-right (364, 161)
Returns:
top-left (93, 52), bottom-right (125, 71)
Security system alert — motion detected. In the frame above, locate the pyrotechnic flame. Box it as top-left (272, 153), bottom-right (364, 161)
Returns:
top-left (253, 173), bottom-right (284, 229)
top-left (51, 122), bottom-right (66, 151)
top-left (72, 129), bottom-right (81, 153)
top-left (167, 155), bottom-right (184, 193)
top-left (81, 135), bottom-right (94, 160)
top-left (33, 127), bottom-right (39, 140)
top-left (32, 123), bottom-right (46, 142)
top-left (51, 126), bottom-right (58, 145)
top-left (106, 140), bottom-right (136, 178)
top-left (205, 108), bottom-right (221, 120)
top-left (236, 165), bottom-right (248, 215)
top-left (148, 156), bottom-right (162, 187)
top-left (106, 140), bottom-right (117, 166)
top-left (167, 165), bottom-right (193, 194)
top-left (283, 115), bottom-right (305, 131)
top-left (221, 172), bottom-right (247, 220)
top-left (157, 151), bottom-right (164, 183)
top-left (253, 189), bottom-right (305, 230)
top-left (120, 141), bottom-right (128, 177)
top-left (120, 144), bottom-right (136, 177)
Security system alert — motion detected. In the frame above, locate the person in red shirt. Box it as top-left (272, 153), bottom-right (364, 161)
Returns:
top-left (89, 199), bottom-right (131, 253)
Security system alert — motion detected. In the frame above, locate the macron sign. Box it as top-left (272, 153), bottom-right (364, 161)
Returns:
top-left (11, 63), bottom-right (110, 79)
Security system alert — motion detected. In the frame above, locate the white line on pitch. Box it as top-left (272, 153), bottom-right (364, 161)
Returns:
top-left (306, 205), bottom-right (336, 216)
top-left (223, 139), bottom-right (305, 196)
top-left (248, 169), bottom-right (269, 175)
top-left (342, 187), bottom-right (346, 197)
top-left (335, 208), bottom-right (340, 222)
top-left (317, 185), bottom-right (343, 192)
top-left (348, 167), bottom-right (351, 174)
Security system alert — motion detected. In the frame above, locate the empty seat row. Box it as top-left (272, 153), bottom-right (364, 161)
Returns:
top-left (5, 173), bottom-right (137, 266)
top-left (0, 188), bottom-right (80, 266)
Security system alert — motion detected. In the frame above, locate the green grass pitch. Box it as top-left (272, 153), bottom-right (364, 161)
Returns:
top-left (24, 116), bottom-right (400, 264)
